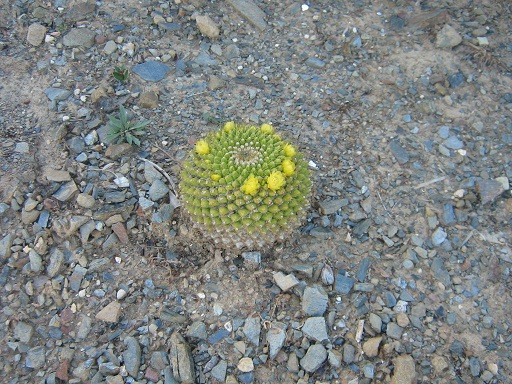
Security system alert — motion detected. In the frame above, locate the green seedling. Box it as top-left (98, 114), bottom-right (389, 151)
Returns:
top-left (112, 65), bottom-right (130, 83)
top-left (107, 105), bottom-right (150, 146)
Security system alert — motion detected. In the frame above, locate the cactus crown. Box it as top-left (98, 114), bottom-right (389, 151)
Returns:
top-left (180, 122), bottom-right (312, 250)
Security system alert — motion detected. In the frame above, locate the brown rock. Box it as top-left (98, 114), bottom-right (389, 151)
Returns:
top-left (95, 301), bottom-right (121, 323)
top-left (56, 360), bottom-right (70, 382)
top-left (476, 179), bottom-right (505, 205)
top-left (27, 23), bottom-right (46, 46)
top-left (112, 222), bottom-right (129, 243)
top-left (169, 332), bottom-right (196, 383)
top-left (363, 336), bottom-right (382, 358)
top-left (105, 143), bottom-right (133, 159)
top-left (44, 168), bottom-right (72, 182)
top-left (390, 355), bottom-right (417, 384)
top-left (195, 15), bottom-right (220, 38)
top-left (139, 91), bottom-right (159, 108)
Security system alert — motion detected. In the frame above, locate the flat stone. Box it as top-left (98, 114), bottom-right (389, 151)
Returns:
top-left (267, 322), bottom-right (286, 359)
top-left (148, 179), bottom-right (169, 201)
top-left (287, 352), bottom-right (300, 372)
top-left (21, 208), bottom-right (39, 224)
top-left (302, 285), bottom-right (328, 316)
top-left (186, 321), bottom-right (208, 340)
top-left (343, 343), bottom-right (356, 363)
top-left (0, 234), bottom-right (14, 260)
top-left (27, 23), bottom-right (47, 46)
top-left (273, 271), bottom-right (299, 292)
top-left (237, 357), bottom-right (254, 373)
top-left (47, 248), bottom-right (64, 278)
top-left (14, 322), bottom-right (34, 343)
top-left (431, 355), bottom-right (449, 374)
top-left (26, 346), bottom-right (46, 369)
top-left (111, 222), bottom-right (129, 244)
top-left (95, 301), bottom-right (121, 323)
top-left (448, 72), bottom-right (466, 88)
top-left (363, 336), bottom-right (382, 357)
top-left (132, 61), bottom-right (171, 82)
top-left (169, 332), bottom-right (195, 383)
top-left (444, 136), bottom-right (464, 149)
top-left (431, 227), bottom-right (447, 246)
top-left (211, 360), bottom-right (227, 381)
top-left (105, 143), bottom-right (133, 159)
top-left (318, 198), bottom-right (348, 214)
top-left (76, 315), bottom-right (92, 339)
top-left (124, 336), bottom-right (141, 377)
top-left (44, 87), bottom-right (72, 101)
top-left (195, 15), bottom-right (220, 38)
top-left (29, 250), bottom-right (43, 272)
top-left (335, 273), bottom-right (355, 294)
top-left (328, 350), bottom-right (342, 368)
top-left (356, 257), bottom-right (371, 282)
top-left (243, 315), bottom-right (261, 346)
top-left (242, 251), bottom-right (261, 267)
top-left (476, 179), bottom-right (505, 205)
top-left (103, 40), bottom-right (117, 54)
top-left (63, 28), bottom-right (96, 48)
top-left (305, 57), bottom-right (326, 68)
top-left (386, 322), bottom-right (403, 339)
top-left (390, 355), bottom-right (417, 384)
top-left (431, 257), bottom-right (452, 286)
top-left (300, 344), bottom-right (327, 373)
top-left (76, 193), bottom-right (95, 208)
top-left (389, 140), bottom-right (410, 164)
top-left (150, 351), bottom-right (169, 371)
top-left (64, 0), bottom-right (96, 22)
top-left (53, 181), bottom-right (78, 202)
top-left (369, 313), bottom-right (382, 333)
top-left (226, 0), bottom-right (267, 31)
top-left (302, 317), bottom-right (329, 342)
top-left (435, 24), bottom-right (462, 48)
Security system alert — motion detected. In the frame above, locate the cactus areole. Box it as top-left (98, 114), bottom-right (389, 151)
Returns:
top-left (180, 122), bottom-right (312, 250)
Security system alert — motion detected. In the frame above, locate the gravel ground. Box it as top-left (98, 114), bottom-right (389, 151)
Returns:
top-left (0, 0), bottom-right (511, 383)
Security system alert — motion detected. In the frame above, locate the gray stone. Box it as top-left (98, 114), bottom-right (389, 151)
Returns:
top-left (80, 220), bottom-right (96, 243)
top-left (444, 136), bottom-right (464, 150)
top-left (469, 357), bottom-right (481, 377)
top-left (386, 322), bottom-right (403, 339)
top-left (438, 126), bottom-right (451, 139)
top-left (96, 301), bottom-right (121, 323)
top-left (195, 15), bottom-right (220, 38)
top-left (242, 251), bottom-right (261, 267)
top-left (449, 339), bottom-right (465, 356)
top-left (53, 181), bottom-right (78, 202)
top-left (431, 227), bottom-right (447, 246)
top-left (150, 351), bottom-right (169, 371)
top-left (448, 72), bottom-right (466, 88)
top-left (0, 234), bottom-right (14, 260)
top-left (169, 332), bottom-right (195, 383)
top-left (63, 28), bottom-right (96, 48)
top-left (243, 315), bottom-right (261, 346)
top-left (211, 360), bottom-right (227, 381)
top-left (353, 218), bottom-right (371, 236)
top-left (335, 273), bottom-right (355, 294)
top-left (363, 363), bottom-right (375, 379)
top-left (441, 203), bottom-right (456, 225)
top-left (389, 140), bottom-right (410, 164)
top-left (47, 248), bottom-right (64, 277)
top-left (318, 198), bottom-right (348, 215)
top-left (226, 0), bottom-right (267, 30)
top-left (436, 24), bottom-right (462, 48)
top-left (267, 322), bottom-right (286, 359)
top-left (186, 321), bottom-right (207, 340)
top-left (148, 179), bottom-right (169, 201)
top-left (29, 250), bottom-right (43, 272)
top-left (327, 350), bottom-right (342, 368)
top-left (302, 285), bottom-right (328, 316)
top-left (302, 317), bottom-right (329, 342)
top-left (300, 344), bottom-right (327, 373)
top-left (76, 315), bottom-right (92, 339)
top-left (343, 343), bottom-right (356, 363)
top-left (27, 23), bottom-right (46, 46)
top-left (431, 258), bottom-right (452, 286)
top-left (103, 40), bottom-right (117, 54)
top-left (14, 322), bottom-right (34, 343)
top-left (369, 313), bottom-right (382, 333)
top-left (305, 57), bottom-right (326, 68)
top-left (69, 265), bottom-right (87, 292)
top-left (132, 61), bottom-right (171, 82)
top-left (99, 362), bottom-right (120, 375)
top-left (476, 179), bottom-right (505, 205)
top-left (356, 257), bottom-right (371, 282)
top-left (26, 346), bottom-right (46, 369)
top-left (15, 142), bottom-right (30, 153)
top-left (44, 87), bottom-right (72, 101)
top-left (124, 336), bottom-right (141, 377)
top-left (273, 272), bottom-right (299, 292)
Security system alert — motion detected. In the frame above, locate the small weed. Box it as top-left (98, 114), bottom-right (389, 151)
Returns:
top-left (112, 65), bottom-right (130, 83)
top-left (107, 105), bottom-right (150, 146)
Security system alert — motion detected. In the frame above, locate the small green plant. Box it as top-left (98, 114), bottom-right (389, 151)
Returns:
top-left (107, 105), bottom-right (150, 146)
top-left (180, 122), bottom-right (312, 250)
top-left (112, 65), bottom-right (130, 83)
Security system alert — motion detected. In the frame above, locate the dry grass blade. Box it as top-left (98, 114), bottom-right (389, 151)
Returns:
top-left (463, 42), bottom-right (509, 72)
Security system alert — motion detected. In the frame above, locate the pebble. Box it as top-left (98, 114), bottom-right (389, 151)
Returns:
top-left (15, 142), bottom-right (30, 154)
top-left (44, 87), bottom-right (72, 101)
top-left (362, 336), bottom-right (382, 357)
top-left (431, 227), bottom-right (447, 246)
top-left (318, 198), bottom-right (348, 215)
top-left (448, 72), bottom-right (466, 88)
top-left (170, 332), bottom-right (195, 382)
top-left (243, 315), bottom-right (261, 346)
top-left (476, 179), bottom-right (505, 205)
top-left (386, 322), bottom-right (403, 339)
top-left (187, 321), bottom-right (208, 340)
top-left (369, 313), bottom-right (382, 333)
top-left (53, 181), bottom-right (78, 202)
top-left (390, 355), bottom-right (417, 384)
top-left (123, 336), bottom-right (141, 378)
top-left (335, 273), bottom-right (355, 294)
top-left (14, 322), bottom-right (34, 343)
top-left (226, 0), bottom-right (267, 31)
top-left (444, 136), bottom-right (464, 150)
top-left (29, 249), bottom-right (43, 272)
top-left (211, 360), bottom-right (228, 381)
top-left (267, 322), bottom-right (287, 359)
top-left (305, 57), bottom-right (326, 68)
top-left (273, 271), bottom-right (299, 292)
top-left (26, 346), bottom-right (46, 369)
top-left (27, 23), bottom-right (47, 46)
top-left (132, 61), bottom-right (171, 82)
top-left (76, 193), bottom-right (95, 208)
top-left (103, 40), bottom-right (117, 55)
top-left (95, 301), bottom-right (122, 323)
top-left (47, 248), bottom-right (64, 277)
top-left (195, 15), bottom-right (220, 38)
top-left (63, 28), bottom-right (96, 48)
top-left (237, 357), bottom-right (254, 372)
top-left (302, 317), bottom-right (329, 342)
top-left (389, 140), bottom-right (410, 164)
top-left (435, 24), bottom-right (462, 48)
top-left (302, 285), bottom-right (328, 316)
top-left (300, 344), bottom-right (327, 373)
top-left (356, 257), bottom-right (370, 282)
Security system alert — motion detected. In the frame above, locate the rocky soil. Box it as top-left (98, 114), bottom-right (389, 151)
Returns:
top-left (0, 0), bottom-right (511, 383)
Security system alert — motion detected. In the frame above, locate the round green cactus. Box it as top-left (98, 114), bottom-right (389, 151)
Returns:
top-left (180, 122), bottom-right (312, 250)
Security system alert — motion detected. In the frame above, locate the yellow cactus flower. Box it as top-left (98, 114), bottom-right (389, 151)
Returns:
top-left (283, 143), bottom-right (296, 157)
top-left (267, 171), bottom-right (285, 191)
top-left (223, 121), bottom-right (235, 132)
top-left (196, 139), bottom-right (210, 155)
top-left (282, 158), bottom-right (295, 176)
top-left (241, 174), bottom-right (260, 195)
top-left (211, 174), bottom-right (221, 181)
top-left (260, 123), bottom-right (274, 134)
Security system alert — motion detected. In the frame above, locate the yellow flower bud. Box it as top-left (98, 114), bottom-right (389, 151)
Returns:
top-left (195, 139), bottom-right (210, 155)
top-left (223, 121), bottom-right (235, 132)
top-left (283, 143), bottom-right (296, 157)
top-left (267, 171), bottom-right (285, 191)
top-left (241, 174), bottom-right (260, 195)
top-left (260, 123), bottom-right (274, 134)
top-left (282, 158), bottom-right (295, 176)
top-left (211, 174), bottom-right (221, 181)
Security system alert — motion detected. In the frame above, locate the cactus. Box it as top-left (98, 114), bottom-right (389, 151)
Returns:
top-left (180, 122), bottom-right (312, 250)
